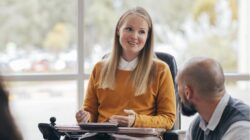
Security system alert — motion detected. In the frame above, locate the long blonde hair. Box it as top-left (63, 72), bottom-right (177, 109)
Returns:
top-left (99, 7), bottom-right (155, 96)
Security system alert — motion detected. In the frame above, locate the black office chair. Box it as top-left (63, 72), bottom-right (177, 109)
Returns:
top-left (155, 52), bottom-right (180, 130)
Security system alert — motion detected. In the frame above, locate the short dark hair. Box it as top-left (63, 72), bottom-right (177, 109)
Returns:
top-left (179, 57), bottom-right (225, 98)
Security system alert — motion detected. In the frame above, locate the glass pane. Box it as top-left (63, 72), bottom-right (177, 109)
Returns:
top-left (0, 0), bottom-right (77, 74)
top-left (7, 81), bottom-right (77, 140)
top-left (83, 0), bottom-right (247, 74)
top-left (227, 81), bottom-right (250, 105)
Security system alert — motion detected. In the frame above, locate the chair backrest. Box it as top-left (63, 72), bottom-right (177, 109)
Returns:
top-left (155, 52), bottom-right (180, 130)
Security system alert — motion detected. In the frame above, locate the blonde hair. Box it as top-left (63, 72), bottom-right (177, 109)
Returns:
top-left (99, 7), bottom-right (155, 96)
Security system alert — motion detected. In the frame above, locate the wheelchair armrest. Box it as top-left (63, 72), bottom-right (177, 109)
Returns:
top-left (163, 130), bottom-right (186, 140)
top-left (38, 123), bottom-right (61, 140)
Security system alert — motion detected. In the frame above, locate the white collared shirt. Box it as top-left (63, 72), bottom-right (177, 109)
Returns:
top-left (118, 57), bottom-right (138, 71)
top-left (185, 93), bottom-right (250, 140)
top-left (199, 93), bottom-right (230, 135)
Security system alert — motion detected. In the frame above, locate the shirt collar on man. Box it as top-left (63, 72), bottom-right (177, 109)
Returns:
top-left (199, 93), bottom-right (230, 135)
top-left (118, 57), bottom-right (138, 71)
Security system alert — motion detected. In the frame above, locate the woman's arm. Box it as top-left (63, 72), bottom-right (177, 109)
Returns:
top-left (133, 64), bottom-right (176, 129)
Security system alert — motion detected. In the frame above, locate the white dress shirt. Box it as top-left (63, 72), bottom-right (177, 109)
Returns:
top-left (118, 57), bottom-right (138, 71)
top-left (185, 93), bottom-right (250, 140)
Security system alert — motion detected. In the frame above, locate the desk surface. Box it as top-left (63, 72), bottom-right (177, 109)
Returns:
top-left (55, 124), bottom-right (166, 136)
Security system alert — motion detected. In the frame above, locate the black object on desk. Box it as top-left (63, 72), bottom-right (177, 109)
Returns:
top-left (78, 122), bottom-right (118, 140)
top-left (79, 122), bottom-right (118, 131)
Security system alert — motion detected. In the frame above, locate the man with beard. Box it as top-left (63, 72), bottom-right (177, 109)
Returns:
top-left (176, 57), bottom-right (250, 140)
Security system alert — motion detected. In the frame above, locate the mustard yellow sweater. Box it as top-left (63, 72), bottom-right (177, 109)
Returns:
top-left (83, 60), bottom-right (176, 129)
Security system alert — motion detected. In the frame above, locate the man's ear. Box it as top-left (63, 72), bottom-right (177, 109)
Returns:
top-left (184, 85), bottom-right (193, 100)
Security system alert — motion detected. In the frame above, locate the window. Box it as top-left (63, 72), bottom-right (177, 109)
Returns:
top-left (1, 1), bottom-right (78, 140)
top-left (0, 0), bottom-right (249, 139)
top-left (0, 0), bottom-right (77, 74)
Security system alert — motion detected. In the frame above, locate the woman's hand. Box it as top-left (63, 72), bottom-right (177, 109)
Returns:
top-left (75, 110), bottom-right (90, 124)
top-left (109, 109), bottom-right (136, 127)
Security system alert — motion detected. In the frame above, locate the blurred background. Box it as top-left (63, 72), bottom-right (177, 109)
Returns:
top-left (0, 0), bottom-right (249, 140)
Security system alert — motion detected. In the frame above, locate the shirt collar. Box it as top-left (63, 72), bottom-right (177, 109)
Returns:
top-left (199, 93), bottom-right (230, 134)
top-left (118, 57), bottom-right (138, 71)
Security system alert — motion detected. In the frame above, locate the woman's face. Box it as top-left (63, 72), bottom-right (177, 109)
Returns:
top-left (118, 14), bottom-right (149, 60)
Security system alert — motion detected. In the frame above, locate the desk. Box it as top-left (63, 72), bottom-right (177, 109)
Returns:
top-left (54, 125), bottom-right (166, 139)
top-left (55, 124), bottom-right (166, 136)
top-left (38, 123), bottom-right (184, 140)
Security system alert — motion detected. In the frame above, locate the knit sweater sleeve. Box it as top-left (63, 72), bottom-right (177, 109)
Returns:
top-left (133, 63), bottom-right (176, 129)
top-left (82, 62), bottom-right (101, 122)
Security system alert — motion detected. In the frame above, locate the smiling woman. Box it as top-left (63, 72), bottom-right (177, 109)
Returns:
top-left (76, 7), bottom-right (176, 135)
